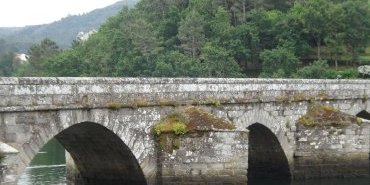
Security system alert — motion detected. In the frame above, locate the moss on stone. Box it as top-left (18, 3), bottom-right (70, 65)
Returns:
top-left (0, 151), bottom-right (5, 163)
top-left (361, 94), bottom-right (368, 103)
top-left (276, 92), bottom-right (331, 104)
top-left (183, 106), bottom-right (235, 131)
top-left (157, 133), bottom-right (181, 153)
top-left (154, 106), bottom-right (235, 152)
top-left (154, 114), bottom-right (187, 135)
top-left (298, 104), bottom-right (362, 128)
top-left (356, 118), bottom-right (363, 126)
top-left (131, 98), bottom-right (148, 108)
top-left (154, 106), bottom-right (235, 135)
top-left (105, 102), bottom-right (123, 110)
top-left (158, 99), bottom-right (179, 107)
top-left (206, 97), bottom-right (221, 107)
top-left (105, 98), bottom-right (149, 110)
top-left (80, 95), bottom-right (89, 107)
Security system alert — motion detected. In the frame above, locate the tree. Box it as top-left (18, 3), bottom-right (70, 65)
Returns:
top-left (341, 0), bottom-right (370, 64)
top-left (23, 38), bottom-right (60, 76)
top-left (153, 51), bottom-right (203, 77)
top-left (324, 2), bottom-right (346, 68)
top-left (0, 52), bottom-right (15, 76)
top-left (230, 23), bottom-right (260, 72)
top-left (45, 49), bottom-right (82, 77)
top-left (33, 0), bottom-right (369, 79)
top-left (276, 5), bottom-right (311, 58)
top-left (178, 9), bottom-right (206, 58)
top-left (260, 46), bottom-right (300, 78)
top-left (200, 42), bottom-right (244, 77)
top-left (210, 6), bottom-right (233, 44)
top-left (294, 0), bottom-right (331, 60)
top-left (127, 16), bottom-right (162, 62)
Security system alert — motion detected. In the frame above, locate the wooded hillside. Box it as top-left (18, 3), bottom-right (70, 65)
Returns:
top-left (3, 0), bottom-right (370, 78)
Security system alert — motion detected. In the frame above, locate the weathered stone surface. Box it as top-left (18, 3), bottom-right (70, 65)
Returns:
top-left (0, 77), bottom-right (369, 184)
top-left (159, 131), bottom-right (248, 185)
top-left (294, 122), bottom-right (370, 179)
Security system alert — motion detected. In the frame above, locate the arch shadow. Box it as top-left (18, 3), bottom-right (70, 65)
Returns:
top-left (356, 110), bottom-right (370, 120)
top-left (247, 123), bottom-right (291, 183)
top-left (21, 122), bottom-right (147, 185)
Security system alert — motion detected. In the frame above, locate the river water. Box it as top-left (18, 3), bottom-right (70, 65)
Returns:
top-left (17, 139), bottom-right (66, 185)
top-left (17, 138), bottom-right (369, 185)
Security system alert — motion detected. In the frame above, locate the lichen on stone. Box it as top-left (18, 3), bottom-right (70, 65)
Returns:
top-left (298, 104), bottom-right (362, 128)
top-left (154, 106), bottom-right (235, 152)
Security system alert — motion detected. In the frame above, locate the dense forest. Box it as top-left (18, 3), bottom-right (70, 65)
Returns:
top-left (1, 0), bottom-right (370, 78)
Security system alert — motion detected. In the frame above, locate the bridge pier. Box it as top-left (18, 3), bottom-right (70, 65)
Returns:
top-left (158, 131), bottom-right (248, 184)
top-left (65, 152), bottom-right (84, 185)
top-left (293, 121), bottom-right (370, 179)
top-left (64, 130), bottom-right (249, 185)
top-left (0, 142), bottom-right (19, 185)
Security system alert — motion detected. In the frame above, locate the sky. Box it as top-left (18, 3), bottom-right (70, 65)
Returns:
top-left (0, 0), bottom-right (122, 27)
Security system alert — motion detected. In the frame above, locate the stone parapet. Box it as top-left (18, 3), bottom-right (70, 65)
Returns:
top-left (0, 78), bottom-right (369, 113)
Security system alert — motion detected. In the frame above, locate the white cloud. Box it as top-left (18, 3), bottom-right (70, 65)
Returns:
top-left (0, 0), bottom-right (122, 27)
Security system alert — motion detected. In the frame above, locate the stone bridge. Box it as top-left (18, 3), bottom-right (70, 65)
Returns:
top-left (0, 78), bottom-right (369, 185)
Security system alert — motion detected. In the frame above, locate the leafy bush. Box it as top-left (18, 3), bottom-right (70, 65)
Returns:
top-left (295, 60), bottom-right (335, 79)
top-left (260, 47), bottom-right (300, 78)
top-left (335, 68), bottom-right (359, 79)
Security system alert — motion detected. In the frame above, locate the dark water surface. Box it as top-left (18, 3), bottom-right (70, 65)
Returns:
top-left (249, 178), bottom-right (370, 185)
top-left (18, 138), bottom-right (66, 185)
top-left (17, 138), bottom-right (369, 185)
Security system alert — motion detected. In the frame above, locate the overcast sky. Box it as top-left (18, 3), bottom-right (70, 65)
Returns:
top-left (0, 0), bottom-right (123, 27)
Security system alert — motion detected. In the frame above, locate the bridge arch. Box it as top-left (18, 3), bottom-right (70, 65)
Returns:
top-left (238, 108), bottom-right (294, 165)
top-left (56, 122), bottom-right (146, 184)
top-left (8, 109), bottom-right (157, 185)
top-left (247, 123), bottom-right (291, 182)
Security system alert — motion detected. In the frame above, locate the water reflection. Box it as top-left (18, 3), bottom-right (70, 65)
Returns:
top-left (249, 178), bottom-right (370, 185)
top-left (16, 138), bottom-right (369, 185)
top-left (18, 138), bottom-right (66, 185)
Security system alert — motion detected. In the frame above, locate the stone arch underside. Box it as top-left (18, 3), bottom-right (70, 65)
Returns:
top-left (234, 107), bottom-right (295, 165)
top-left (55, 122), bottom-right (147, 185)
top-left (247, 123), bottom-right (291, 181)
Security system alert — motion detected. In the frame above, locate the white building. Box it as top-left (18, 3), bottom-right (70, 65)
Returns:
top-left (14, 53), bottom-right (29, 63)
